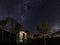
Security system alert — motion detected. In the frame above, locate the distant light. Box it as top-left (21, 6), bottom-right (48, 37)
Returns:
top-left (19, 40), bottom-right (23, 43)
top-left (19, 31), bottom-right (27, 40)
top-left (18, 31), bottom-right (28, 43)
top-left (53, 26), bottom-right (60, 29)
top-left (50, 26), bottom-right (60, 33)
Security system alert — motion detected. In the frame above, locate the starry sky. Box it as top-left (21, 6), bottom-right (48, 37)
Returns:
top-left (0, 0), bottom-right (60, 34)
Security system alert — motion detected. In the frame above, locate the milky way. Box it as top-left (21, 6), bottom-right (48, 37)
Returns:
top-left (0, 0), bottom-right (60, 34)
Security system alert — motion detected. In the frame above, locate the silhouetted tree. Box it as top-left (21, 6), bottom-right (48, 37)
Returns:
top-left (0, 20), bottom-right (6, 26)
top-left (4, 17), bottom-right (18, 34)
top-left (37, 23), bottom-right (51, 34)
top-left (15, 23), bottom-right (23, 34)
top-left (37, 23), bottom-right (51, 45)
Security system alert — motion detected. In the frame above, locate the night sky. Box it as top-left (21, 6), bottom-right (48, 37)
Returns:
top-left (0, 0), bottom-right (60, 34)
